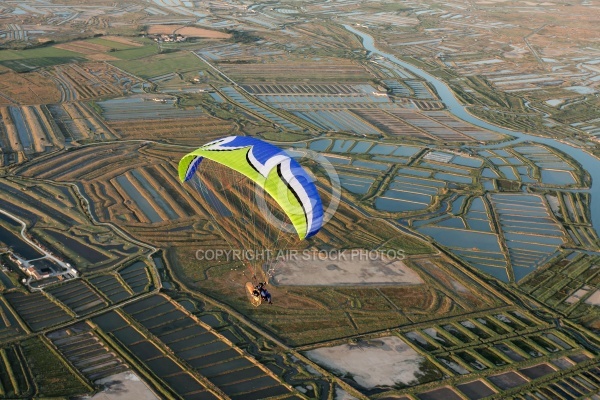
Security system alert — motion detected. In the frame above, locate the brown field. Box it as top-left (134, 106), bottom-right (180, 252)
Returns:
top-left (103, 35), bottom-right (144, 47)
top-left (107, 116), bottom-right (234, 144)
top-left (379, 286), bottom-right (443, 311)
top-left (413, 258), bottom-right (496, 310)
top-left (147, 25), bottom-right (231, 39)
top-left (290, 23), bottom-right (364, 50)
top-left (528, 19), bottom-right (598, 57)
top-left (54, 41), bottom-right (112, 55)
top-left (0, 71), bottom-right (61, 105)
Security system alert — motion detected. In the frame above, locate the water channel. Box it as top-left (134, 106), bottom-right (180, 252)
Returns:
top-left (344, 24), bottom-right (600, 238)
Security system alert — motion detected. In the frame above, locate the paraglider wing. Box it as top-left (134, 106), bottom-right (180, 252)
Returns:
top-left (178, 136), bottom-right (323, 239)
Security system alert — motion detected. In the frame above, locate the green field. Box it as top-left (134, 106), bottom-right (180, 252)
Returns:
top-left (21, 337), bottom-right (91, 398)
top-left (110, 50), bottom-right (207, 78)
top-left (86, 37), bottom-right (141, 50)
top-left (0, 46), bottom-right (86, 72)
top-left (108, 44), bottom-right (159, 61)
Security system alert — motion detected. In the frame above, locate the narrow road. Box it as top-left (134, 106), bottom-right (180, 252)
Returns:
top-left (524, 24), bottom-right (547, 66)
top-left (193, 52), bottom-right (240, 89)
top-left (0, 208), bottom-right (71, 272)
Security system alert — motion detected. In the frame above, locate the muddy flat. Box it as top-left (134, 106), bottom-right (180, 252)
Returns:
top-left (584, 289), bottom-right (600, 306)
top-left (565, 287), bottom-right (590, 304)
top-left (269, 255), bottom-right (423, 286)
top-left (91, 371), bottom-right (159, 400)
top-left (306, 336), bottom-right (430, 389)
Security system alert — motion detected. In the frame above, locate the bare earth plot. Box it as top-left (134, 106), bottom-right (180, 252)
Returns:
top-left (147, 25), bottom-right (231, 39)
top-left (585, 290), bottom-right (600, 306)
top-left (269, 255), bottom-right (424, 286)
top-left (306, 336), bottom-right (441, 389)
top-left (90, 371), bottom-right (159, 400)
top-left (0, 71), bottom-right (61, 105)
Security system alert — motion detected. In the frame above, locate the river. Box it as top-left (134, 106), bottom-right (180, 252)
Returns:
top-left (344, 24), bottom-right (600, 238)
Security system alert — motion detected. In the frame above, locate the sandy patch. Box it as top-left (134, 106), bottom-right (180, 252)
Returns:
top-left (305, 336), bottom-right (432, 389)
top-left (0, 70), bottom-right (61, 104)
top-left (269, 254), bottom-right (423, 286)
top-left (146, 25), bottom-right (181, 35)
top-left (584, 289), bottom-right (600, 306)
top-left (146, 25), bottom-right (230, 39)
top-left (89, 371), bottom-right (159, 400)
top-left (565, 287), bottom-right (591, 304)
